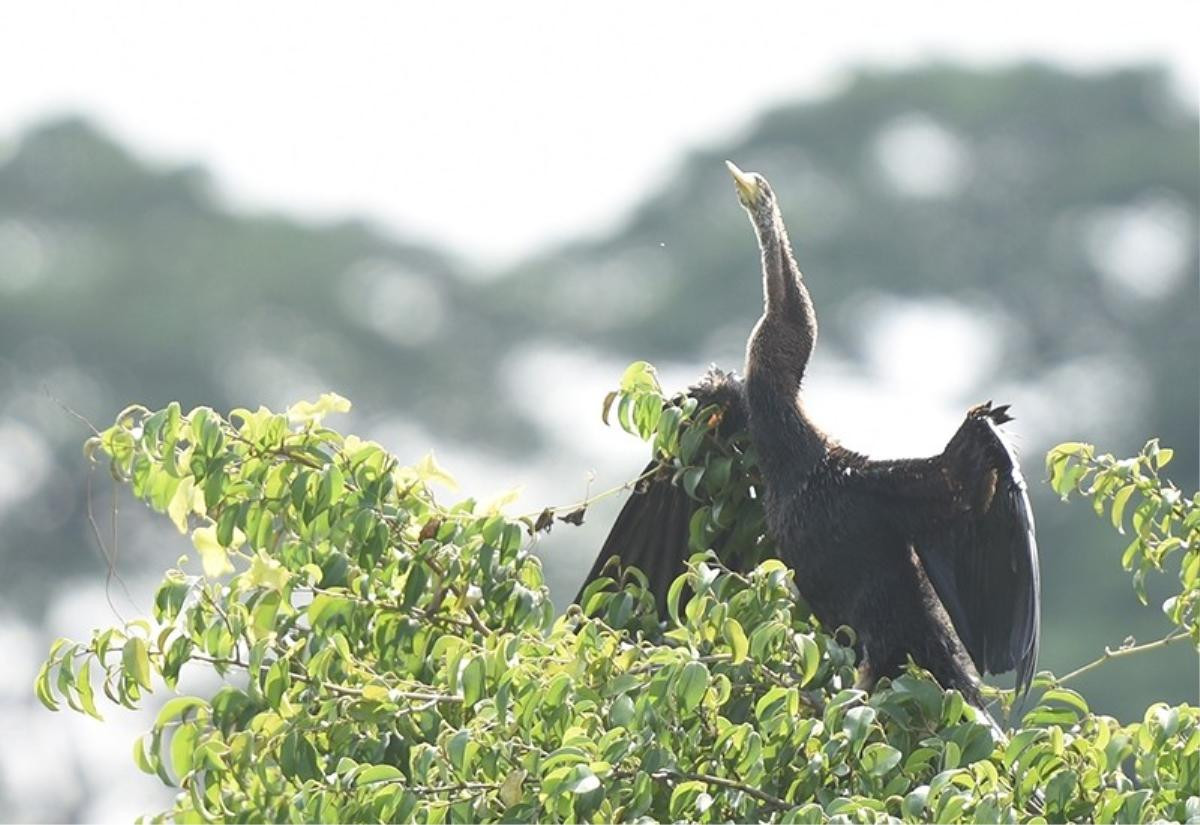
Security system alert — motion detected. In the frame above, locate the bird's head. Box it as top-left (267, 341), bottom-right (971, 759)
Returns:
top-left (725, 160), bottom-right (776, 216)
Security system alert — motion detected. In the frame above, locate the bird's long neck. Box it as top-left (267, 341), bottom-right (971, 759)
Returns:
top-left (744, 206), bottom-right (826, 488)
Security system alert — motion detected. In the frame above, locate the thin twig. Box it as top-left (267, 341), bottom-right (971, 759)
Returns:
top-left (44, 388), bottom-right (103, 437)
top-left (516, 461), bottom-right (664, 525)
top-left (385, 781), bottom-right (498, 796)
top-left (191, 651), bottom-right (459, 704)
top-left (301, 584), bottom-right (477, 631)
top-left (1057, 629), bottom-right (1193, 686)
top-left (86, 451), bottom-right (141, 621)
top-left (83, 464), bottom-right (125, 623)
top-left (50, 389), bottom-right (143, 618)
top-left (651, 769), bottom-right (791, 812)
top-left (626, 653), bottom-right (732, 677)
top-left (109, 471), bottom-right (120, 605)
top-left (422, 556), bottom-right (491, 636)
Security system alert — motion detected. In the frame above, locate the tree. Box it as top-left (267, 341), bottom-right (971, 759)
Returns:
top-left (37, 365), bottom-right (1198, 822)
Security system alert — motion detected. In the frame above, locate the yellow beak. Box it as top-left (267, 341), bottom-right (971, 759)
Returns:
top-left (725, 160), bottom-right (760, 204)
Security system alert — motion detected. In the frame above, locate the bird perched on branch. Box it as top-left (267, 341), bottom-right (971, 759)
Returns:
top-left (579, 163), bottom-right (1040, 705)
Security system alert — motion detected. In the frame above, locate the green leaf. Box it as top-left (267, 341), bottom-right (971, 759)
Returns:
top-left (132, 735), bottom-right (155, 775)
top-left (356, 764), bottom-right (403, 786)
top-left (680, 423), bottom-right (707, 465)
top-left (307, 594), bottom-right (353, 630)
top-left (942, 739), bottom-right (962, 770)
top-left (676, 661), bottom-right (709, 711)
top-left (122, 637), bottom-right (153, 691)
top-left (633, 392), bottom-right (663, 441)
top-left (155, 696), bottom-right (207, 729)
top-left (192, 525), bottom-right (235, 578)
top-left (1049, 441), bottom-right (1090, 460)
top-left (705, 456), bottom-right (732, 495)
top-left (1057, 462), bottom-right (1087, 499)
top-left (1131, 496), bottom-right (1161, 538)
top-left (860, 742), bottom-right (902, 777)
top-left (1048, 686), bottom-right (1088, 713)
top-left (1044, 769), bottom-right (1078, 815)
top-left (618, 361), bottom-right (661, 394)
top-left (499, 767), bottom-right (527, 807)
top-left (669, 780), bottom-right (707, 821)
top-left (609, 694), bottom-right (635, 727)
top-left (1110, 484), bottom-right (1137, 532)
top-left (167, 476), bottom-right (196, 533)
top-left (687, 505), bottom-right (712, 552)
top-left (414, 451), bottom-right (458, 491)
top-left (446, 729), bottom-right (474, 774)
top-left (1002, 729), bottom-right (1046, 769)
top-left (248, 551), bottom-right (290, 590)
top-left (723, 618), bottom-right (748, 664)
top-left (755, 685), bottom-right (791, 722)
top-left (34, 661), bottom-right (58, 712)
top-left (286, 392), bottom-right (351, 426)
top-left (564, 764), bottom-right (600, 795)
top-left (666, 573), bottom-right (688, 628)
top-left (600, 391), bottom-right (618, 426)
top-left (402, 563), bottom-right (429, 609)
top-left (461, 655), bottom-right (486, 707)
top-left (544, 673), bottom-right (571, 709)
top-left (75, 660), bottom-right (101, 720)
top-left (170, 721), bottom-right (198, 781)
top-left (656, 406), bottom-right (683, 455)
top-left (842, 705), bottom-right (876, 755)
top-left (796, 633), bottom-right (821, 686)
top-left (251, 591), bottom-right (282, 636)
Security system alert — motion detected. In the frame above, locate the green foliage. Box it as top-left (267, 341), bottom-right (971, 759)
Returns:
top-left (1047, 439), bottom-right (1199, 642)
top-left (595, 362), bottom-right (773, 595)
top-left (37, 373), bottom-right (1199, 822)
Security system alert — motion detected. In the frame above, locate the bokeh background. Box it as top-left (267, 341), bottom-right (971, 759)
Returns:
top-left (1, 2), bottom-right (1198, 821)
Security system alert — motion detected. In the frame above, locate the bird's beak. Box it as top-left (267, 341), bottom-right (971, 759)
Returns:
top-left (725, 160), bottom-right (760, 205)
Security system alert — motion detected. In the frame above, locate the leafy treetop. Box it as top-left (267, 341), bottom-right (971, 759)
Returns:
top-left (37, 365), bottom-right (1199, 823)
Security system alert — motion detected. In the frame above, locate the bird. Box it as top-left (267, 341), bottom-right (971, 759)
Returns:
top-left (578, 162), bottom-right (1040, 706)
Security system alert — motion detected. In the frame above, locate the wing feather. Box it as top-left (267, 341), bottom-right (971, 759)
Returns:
top-left (574, 460), bottom-right (692, 616)
top-left (575, 369), bottom-right (746, 614)
top-left (912, 405), bottom-right (1041, 695)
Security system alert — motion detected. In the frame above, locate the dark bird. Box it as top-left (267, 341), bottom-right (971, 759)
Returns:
top-left (579, 163), bottom-right (1040, 705)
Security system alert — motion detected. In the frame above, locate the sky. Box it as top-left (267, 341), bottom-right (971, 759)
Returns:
top-left (2, 1), bottom-right (1197, 268)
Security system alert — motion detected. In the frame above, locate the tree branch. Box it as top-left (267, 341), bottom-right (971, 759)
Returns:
top-left (652, 769), bottom-right (791, 812)
top-left (1057, 628), bottom-right (1193, 686)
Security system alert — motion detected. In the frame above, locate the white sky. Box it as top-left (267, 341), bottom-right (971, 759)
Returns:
top-left (2, 1), bottom-right (1196, 267)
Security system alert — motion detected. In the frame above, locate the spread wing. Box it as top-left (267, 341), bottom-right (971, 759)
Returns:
top-left (862, 403), bottom-right (1041, 694)
top-left (575, 459), bottom-right (694, 616)
top-left (574, 369), bottom-right (747, 615)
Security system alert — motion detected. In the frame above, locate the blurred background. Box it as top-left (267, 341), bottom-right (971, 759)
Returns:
top-left (1, 2), bottom-right (1197, 820)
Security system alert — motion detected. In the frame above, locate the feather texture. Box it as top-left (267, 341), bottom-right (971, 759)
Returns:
top-left (577, 167), bottom-right (1041, 709)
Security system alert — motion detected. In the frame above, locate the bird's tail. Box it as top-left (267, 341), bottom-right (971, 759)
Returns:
top-left (970, 698), bottom-right (1007, 744)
